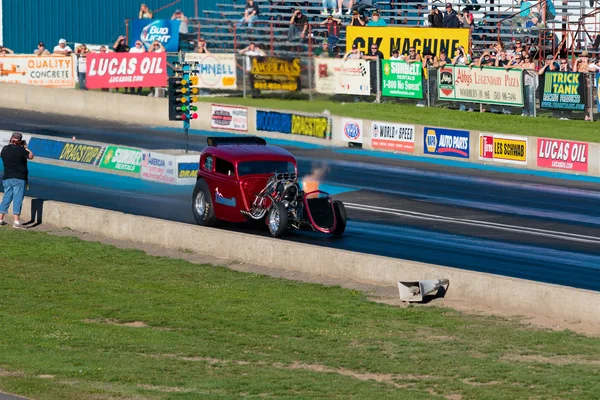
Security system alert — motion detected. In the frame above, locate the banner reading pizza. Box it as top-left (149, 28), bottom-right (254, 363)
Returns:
top-left (85, 52), bottom-right (167, 89)
top-left (346, 27), bottom-right (470, 59)
top-left (0, 55), bottom-right (76, 87)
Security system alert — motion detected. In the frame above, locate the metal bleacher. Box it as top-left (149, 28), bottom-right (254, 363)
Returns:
top-left (187, 0), bottom-right (598, 58)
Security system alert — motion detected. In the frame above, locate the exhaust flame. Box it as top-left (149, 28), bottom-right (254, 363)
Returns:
top-left (302, 164), bottom-right (328, 194)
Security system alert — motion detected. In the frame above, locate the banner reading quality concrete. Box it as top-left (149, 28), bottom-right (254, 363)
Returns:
top-left (438, 66), bottom-right (523, 106)
top-left (346, 26), bottom-right (470, 59)
top-left (314, 58), bottom-right (371, 95)
top-left (99, 146), bottom-right (142, 173)
top-left (381, 60), bottom-right (423, 99)
top-left (0, 55), bottom-right (75, 87)
top-left (540, 71), bottom-right (586, 111)
top-left (250, 57), bottom-right (301, 91)
top-left (184, 53), bottom-right (236, 89)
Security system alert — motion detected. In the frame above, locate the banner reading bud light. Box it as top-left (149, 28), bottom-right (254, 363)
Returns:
top-left (132, 19), bottom-right (181, 52)
top-left (86, 53), bottom-right (167, 89)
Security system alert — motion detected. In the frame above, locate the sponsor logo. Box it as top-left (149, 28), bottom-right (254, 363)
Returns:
top-left (133, 19), bottom-right (181, 51)
top-left (371, 122), bottom-right (414, 152)
top-left (215, 187), bottom-right (237, 207)
top-left (100, 146), bottom-right (142, 172)
top-left (59, 143), bottom-right (104, 165)
top-left (343, 122), bottom-right (360, 140)
top-left (178, 162), bottom-right (199, 179)
top-left (438, 68), bottom-right (454, 96)
top-left (424, 127), bottom-right (469, 158)
top-left (210, 105), bottom-right (248, 132)
top-left (537, 138), bottom-right (588, 172)
top-left (479, 134), bottom-right (527, 165)
top-left (143, 153), bottom-right (166, 167)
top-left (212, 109), bottom-right (232, 126)
top-left (257, 110), bottom-right (329, 139)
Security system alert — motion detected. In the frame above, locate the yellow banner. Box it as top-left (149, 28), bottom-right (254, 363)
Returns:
top-left (493, 137), bottom-right (527, 163)
top-left (346, 27), bottom-right (470, 59)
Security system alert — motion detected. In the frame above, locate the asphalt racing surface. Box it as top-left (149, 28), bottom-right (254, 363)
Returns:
top-left (1, 108), bottom-right (600, 292)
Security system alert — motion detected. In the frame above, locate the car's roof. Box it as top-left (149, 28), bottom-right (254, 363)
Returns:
top-left (204, 144), bottom-right (296, 164)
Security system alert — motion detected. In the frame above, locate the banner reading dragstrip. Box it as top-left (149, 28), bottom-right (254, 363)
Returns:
top-left (0, 55), bottom-right (75, 87)
top-left (184, 53), bottom-right (237, 89)
top-left (438, 65), bottom-right (524, 106)
top-left (346, 27), bottom-right (470, 59)
top-left (314, 58), bottom-right (371, 95)
top-left (85, 52), bottom-right (167, 89)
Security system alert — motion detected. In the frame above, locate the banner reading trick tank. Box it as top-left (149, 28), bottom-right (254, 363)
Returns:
top-left (132, 19), bottom-right (181, 52)
top-left (346, 27), bottom-right (470, 59)
top-left (540, 71), bottom-right (587, 111)
top-left (184, 53), bottom-right (237, 89)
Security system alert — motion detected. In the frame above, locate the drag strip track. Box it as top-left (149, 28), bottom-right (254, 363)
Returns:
top-left (1, 108), bottom-right (600, 291)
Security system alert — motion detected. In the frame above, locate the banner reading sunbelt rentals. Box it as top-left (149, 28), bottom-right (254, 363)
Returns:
top-left (371, 122), bottom-right (415, 152)
top-left (132, 19), bottom-right (181, 52)
top-left (99, 146), bottom-right (142, 173)
top-left (85, 52), bottom-right (167, 89)
top-left (381, 60), bottom-right (423, 99)
top-left (537, 138), bottom-right (588, 172)
top-left (184, 53), bottom-right (237, 89)
top-left (314, 58), bottom-right (370, 95)
top-left (540, 71), bottom-right (587, 111)
top-left (0, 55), bottom-right (75, 87)
top-left (250, 57), bottom-right (301, 91)
top-left (479, 133), bottom-right (527, 165)
top-left (438, 66), bottom-right (524, 106)
top-left (346, 27), bottom-right (470, 59)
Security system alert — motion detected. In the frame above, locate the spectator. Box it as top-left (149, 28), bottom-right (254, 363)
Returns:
top-left (147, 41), bottom-right (165, 97)
top-left (506, 53), bottom-right (522, 68)
top-left (443, 3), bottom-right (459, 28)
top-left (364, 43), bottom-right (384, 95)
top-left (402, 46), bottom-right (422, 63)
top-left (350, 10), bottom-right (367, 26)
top-left (495, 51), bottom-right (511, 67)
top-left (433, 49), bottom-right (451, 67)
top-left (575, 51), bottom-right (591, 72)
top-left (538, 54), bottom-right (558, 74)
top-left (390, 48), bottom-right (401, 60)
top-left (343, 44), bottom-right (363, 60)
top-left (460, 8), bottom-right (474, 32)
top-left (129, 40), bottom-right (145, 95)
top-left (53, 39), bottom-right (72, 56)
top-left (288, 9), bottom-right (309, 42)
top-left (428, 5), bottom-right (443, 28)
top-left (196, 39), bottom-right (210, 54)
top-left (34, 42), bottom-right (50, 56)
top-left (96, 45), bottom-right (110, 93)
top-left (237, 0), bottom-right (260, 29)
top-left (0, 45), bottom-right (14, 55)
top-left (113, 36), bottom-right (130, 53)
top-left (558, 57), bottom-right (572, 72)
top-left (593, 34), bottom-right (600, 52)
top-left (139, 3), bottom-right (153, 19)
top-left (452, 46), bottom-right (473, 112)
top-left (75, 44), bottom-right (90, 91)
top-left (319, 15), bottom-right (342, 51)
top-left (314, 40), bottom-right (335, 58)
top-left (520, 52), bottom-right (537, 117)
top-left (239, 42), bottom-right (265, 72)
top-left (334, 0), bottom-right (354, 16)
top-left (367, 10), bottom-right (387, 26)
top-left (0, 132), bottom-right (34, 229)
top-left (172, 9), bottom-right (189, 32)
top-left (321, 0), bottom-right (336, 15)
top-left (475, 51), bottom-right (495, 67)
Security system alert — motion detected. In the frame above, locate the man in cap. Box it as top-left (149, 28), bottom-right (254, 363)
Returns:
top-left (443, 3), bottom-right (459, 28)
top-left (34, 41), bottom-right (50, 56)
top-left (367, 10), bottom-right (387, 26)
top-left (53, 39), bottom-right (72, 55)
top-left (0, 133), bottom-right (34, 229)
top-left (318, 14), bottom-right (342, 51)
top-left (288, 8), bottom-right (309, 41)
top-left (428, 5), bottom-right (444, 27)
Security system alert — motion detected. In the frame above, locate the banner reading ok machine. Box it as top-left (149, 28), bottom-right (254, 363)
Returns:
top-left (346, 27), bottom-right (470, 59)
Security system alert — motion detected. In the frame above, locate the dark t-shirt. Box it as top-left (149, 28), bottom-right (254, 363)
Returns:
top-left (246, 3), bottom-right (259, 16)
top-left (497, 58), bottom-right (510, 67)
top-left (114, 42), bottom-right (130, 53)
top-left (1, 145), bottom-right (29, 181)
top-left (293, 14), bottom-right (308, 26)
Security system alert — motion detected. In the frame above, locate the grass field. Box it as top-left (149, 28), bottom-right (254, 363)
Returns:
top-left (199, 96), bottom-right (600, 143)
top-left (1, 228), bottom-right (600, 399)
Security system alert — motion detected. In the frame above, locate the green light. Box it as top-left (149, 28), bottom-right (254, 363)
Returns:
top-left (181, 105), bottom-right (188, 111)
top-left (190, 105), bottom-right (198, 111)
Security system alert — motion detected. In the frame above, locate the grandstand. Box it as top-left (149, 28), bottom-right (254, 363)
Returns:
top-left (186, 0), bottom-right (599, 59)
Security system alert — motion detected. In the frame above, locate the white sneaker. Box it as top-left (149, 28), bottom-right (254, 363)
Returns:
top-left (333, 9), bottom-right (342, 16)
top-left (12, 221), bottom-right (24, 229)
top-left (345, 9), bottom-right (351, 15)
top-left (321, 9), bottom-right (329, 15)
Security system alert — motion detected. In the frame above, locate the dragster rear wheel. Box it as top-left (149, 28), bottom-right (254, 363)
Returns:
top-left (331, 200), bottom-right (346, 236)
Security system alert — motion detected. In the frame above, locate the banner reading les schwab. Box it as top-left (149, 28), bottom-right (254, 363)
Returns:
top-left (479, 134), bottom-right (527, 165)
top-left (256, 110), bottom-right (330, 139)
top-left (86, 53), bottom-right (167, 89)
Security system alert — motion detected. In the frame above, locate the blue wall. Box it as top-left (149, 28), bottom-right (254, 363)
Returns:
top-left (1, 0), bottom-right (220, 54)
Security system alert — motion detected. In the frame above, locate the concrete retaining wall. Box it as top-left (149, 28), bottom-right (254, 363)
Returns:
top-left (4, 196), bottom-right (599, 325)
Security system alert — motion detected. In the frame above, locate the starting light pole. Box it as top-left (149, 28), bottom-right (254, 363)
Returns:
top-left (168, 61), bottom-right (200, 153)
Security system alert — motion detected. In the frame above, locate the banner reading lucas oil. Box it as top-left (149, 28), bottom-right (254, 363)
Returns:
top-left (346, 27), bottom-right (470, 59)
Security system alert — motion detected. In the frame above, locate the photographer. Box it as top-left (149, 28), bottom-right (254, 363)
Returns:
top-left (0, 133), bottom-right (34, 229)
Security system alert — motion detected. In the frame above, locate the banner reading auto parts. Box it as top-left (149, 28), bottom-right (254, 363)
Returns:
top-left (85, 52), bottom-right (167, 89)
top-left (346, 27), bottom-right (470, 59)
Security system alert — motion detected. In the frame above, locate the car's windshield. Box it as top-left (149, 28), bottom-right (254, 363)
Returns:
top-left (237, 161), bottom-right (296, 176)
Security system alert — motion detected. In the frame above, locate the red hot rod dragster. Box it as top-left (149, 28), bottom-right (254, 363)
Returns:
top-left (191, 136), bottom-right (346, 237)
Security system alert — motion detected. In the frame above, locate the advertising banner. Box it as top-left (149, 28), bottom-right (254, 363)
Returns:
top-left (85, 52), bottom-right (167, 89)
top-left (438, 66), bottom-right (524, 106)
top-left (423, 127), bottom-right (470, 158)
top-left (597, 74), bottom-right (600, 113)
top-left (346, 26), bottom-right (470, 59)
top-left (0, 131), bottom-right (31, 148)
top-left (28, 137), bottom-right (104, 165)
top-left (340, 118), bottom-right (363, 144)
top-left (314, 58), bottom-right (371, 95)
top-left (371, 122), bottom-right (415, 152)
top-left (141, 151), bottom-right (176, 184)
top-left (250, 57), bottom-right (301, 91)
top-left (537, 138), bottom-right (588, 172)
top-left (539, 71), bottom-right (587, 111)
top-left (132, 19), bottom-right (181, 52)
top-left (176, 155), bottom-right (200, 185)
top-left (381, 60), bottom-right (423, 99)
top-left (0, 55), bottom-right (75, 87)
top-left (256, 110), bottom-right (330, 139)
top-left (479, 134), bottom-right (527, 165)
top-left (99, 146), bottom-right (142, 173)
top-left (210, 104), bottom-right (248, 132)
top-left (184, 53), bottom-right (237, 89)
